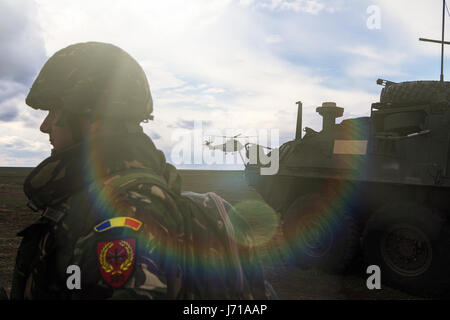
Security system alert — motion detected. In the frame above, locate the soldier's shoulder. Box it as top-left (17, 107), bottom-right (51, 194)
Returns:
top-left (93, 180), bottom-right (184, 239)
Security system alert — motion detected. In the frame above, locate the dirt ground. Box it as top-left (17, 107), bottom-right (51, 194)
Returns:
top-left (0, 167), bottom-right (418, 299)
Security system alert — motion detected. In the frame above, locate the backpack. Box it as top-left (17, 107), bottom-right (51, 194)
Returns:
top-left (104, 168), bottom-right (273, 299)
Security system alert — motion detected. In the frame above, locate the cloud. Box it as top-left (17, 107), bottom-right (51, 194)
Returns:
top-left (0, 1), bottom-right (429, 168)
top-left (0, 82), bottom-right (47, 127)
top-left (0, 125), bottom-right (48, 148)
top-left (247, 0), bottom-right (348, 14)
top-left (340, 45), bottom-right (408, 79)
top-left (238, 0), bottom-right (255, 7)
top-left (204, 87), bottom-right (226, 94)
top-left (340, 45), bottom-right (385, 61)
top-left (0, 0), bottom-right (47, 84)
top-left (0, 82), bottom-right (28, 123)
top-left (257, 0), bottom-right (324, 14)
top-left (0, 101), bottom-right (19, 122)
top-left (375, 1), bottom-right (438, 37)
top-left (375, 0), bottom-right (450, 58)
top-left (0, 0), bottom-right (48, 173)
top-left (149, 131), bottom-right (162, 140)
top-left (170, 120), bottom-right (213, 130)
top-left (265, 34), bottom-right (284, 44)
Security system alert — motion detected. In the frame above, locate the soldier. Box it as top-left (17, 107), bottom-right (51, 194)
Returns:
top-left (10, 42), bottom-right (272, 299)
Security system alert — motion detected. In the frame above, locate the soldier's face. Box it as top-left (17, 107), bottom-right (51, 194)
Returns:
top-left (40, 109), bottom-right (74, 150)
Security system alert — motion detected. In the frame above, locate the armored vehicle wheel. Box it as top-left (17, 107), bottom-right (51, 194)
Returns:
top-left (282, 193), bottom-right (360, 274)
top-left (362, 202), bottom-right (450, 297)
top-left (380, 80), bottom-right (450, 105)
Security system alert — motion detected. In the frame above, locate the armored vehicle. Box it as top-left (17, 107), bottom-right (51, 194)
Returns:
top-left (244, 80), bottom-right (450, 296)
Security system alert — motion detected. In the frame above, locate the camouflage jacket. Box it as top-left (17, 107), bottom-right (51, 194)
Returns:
top-left (11, 132), bottom-right (270, 299)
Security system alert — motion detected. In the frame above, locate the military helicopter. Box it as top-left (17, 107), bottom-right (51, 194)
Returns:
top-left (204, 133), bottom-right (258, 164)
top-left (204, 133), bottom-right (247, 153)
top-left (204, 133), bottom-right (273, 166)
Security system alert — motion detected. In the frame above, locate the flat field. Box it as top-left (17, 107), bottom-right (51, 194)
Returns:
top-left (0, 167), bottom-right (417, 299)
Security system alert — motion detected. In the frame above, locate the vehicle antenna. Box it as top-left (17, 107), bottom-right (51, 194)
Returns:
top-left (419, 0), bottom-right (450, 83)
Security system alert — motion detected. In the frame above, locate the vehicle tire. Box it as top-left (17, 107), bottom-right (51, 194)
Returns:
top-left (362, 201), bottom-right (450, 297)
top-left (380, 81), bottom-right (450, 105)
top-left (282, 193), bottom-right (360, 274)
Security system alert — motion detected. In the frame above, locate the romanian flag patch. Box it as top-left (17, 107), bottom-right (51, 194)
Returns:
top-left (94, 217), bottom-right (142, 232)
top-left (97, 238), bottom-right (136, 288)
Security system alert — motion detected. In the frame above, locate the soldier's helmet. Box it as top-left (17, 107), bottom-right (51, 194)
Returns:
top-left (26, 42), bottom-right (153, 122)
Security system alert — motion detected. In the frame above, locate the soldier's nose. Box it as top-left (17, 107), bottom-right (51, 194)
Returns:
top-left (40, 113), bottom-right (51, 134)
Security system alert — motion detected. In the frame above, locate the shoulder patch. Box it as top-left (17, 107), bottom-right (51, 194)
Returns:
top-left (94, 217), bottom-right (142, 232)
top-left (97, 238), bottom-right (136, 288)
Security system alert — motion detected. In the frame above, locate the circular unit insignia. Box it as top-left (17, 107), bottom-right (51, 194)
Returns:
top-left (97, 238), bottom-right (136, 288)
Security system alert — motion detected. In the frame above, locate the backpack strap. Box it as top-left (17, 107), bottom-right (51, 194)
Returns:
top-left (101, 168), bottom-right (171, 197)
top-left (41, 206), bottom-right (67, 224)
top-left (206, 192), bottom-right (244, 292)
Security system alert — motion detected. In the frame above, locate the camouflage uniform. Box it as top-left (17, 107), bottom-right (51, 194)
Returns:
top-left (10, 42), bottom-right (271, 300)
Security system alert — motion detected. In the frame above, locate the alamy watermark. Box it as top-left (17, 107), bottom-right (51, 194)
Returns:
top-left (66, 265), bottom-right (81, 290)
top-left (367, 5), bottom-right (381, 30)
top-left (366, 265), bottom-right (381, 290)
top-left (170, 120), bottom-right (280, 175)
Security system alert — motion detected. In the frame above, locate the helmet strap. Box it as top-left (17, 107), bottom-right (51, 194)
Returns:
top-left (54, 111), bottom-right (84, 142)
top-left (123, 121), bottom-right (143, 134)
top-left (90, 118), bottom-right (143, 135)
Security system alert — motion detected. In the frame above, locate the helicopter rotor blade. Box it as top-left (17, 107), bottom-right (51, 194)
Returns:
top-left (207, 134), bottom-right (257, 139)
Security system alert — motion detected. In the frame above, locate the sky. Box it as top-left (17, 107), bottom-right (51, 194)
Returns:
top-left (0, 0), bottom-right (449, 169)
